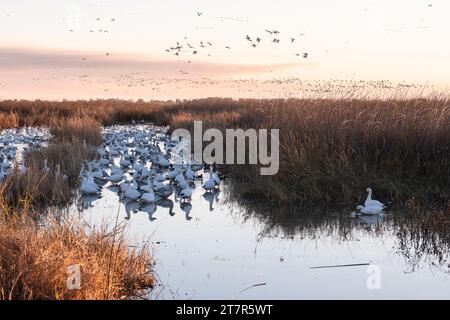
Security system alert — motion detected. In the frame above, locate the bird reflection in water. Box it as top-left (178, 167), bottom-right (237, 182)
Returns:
top-left (141, 203), bottom-right (157, 221)
top-left (124, 200), bottom-right (140, 220)
top-left (157, 198), bottom-right (174, 216)
top-left (202, 189), bottom-right (220, 211)
top-left (180, 202), bottom-right (193, 221)
top-left (80, 194), bottom-right (101, 210)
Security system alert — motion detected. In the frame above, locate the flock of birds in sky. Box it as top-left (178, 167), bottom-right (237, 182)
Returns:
top-left (164, 12), bottom-right (309, 59)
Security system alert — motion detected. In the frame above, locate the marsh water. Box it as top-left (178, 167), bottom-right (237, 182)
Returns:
top-left (73, 123), bottom-right (450, 300)
top-left (3, 125), bottom-right (450, 299)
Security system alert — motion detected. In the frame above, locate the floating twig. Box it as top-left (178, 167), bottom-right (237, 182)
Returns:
top-left (309, 263), bottom-right (370, 269)
top-left (239, 282), bottom-right (267, 293)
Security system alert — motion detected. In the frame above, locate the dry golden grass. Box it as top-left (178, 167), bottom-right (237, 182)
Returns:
top-left (0, 218), bottom-right (154, 300)
top-left (0, 99), bottom-right (169, 128)
top-left (50, 116), bottom-right (103, 145)
top-left (0, 111), bottom-right (19, 129)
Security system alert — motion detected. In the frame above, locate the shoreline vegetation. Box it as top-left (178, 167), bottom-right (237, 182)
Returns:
top-left (1, 97), bottom-right (448, 205)
top-left (0, 96), bottom-right (449, 299)
top-left (0, 111), bottom-right (154, 300)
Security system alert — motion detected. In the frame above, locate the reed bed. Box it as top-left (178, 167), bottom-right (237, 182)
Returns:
top-left (1, 97), bottom-right (448, 205)
top-left (0, 99), bottom-right (168, 129)
top-left (0, 218), bottom-right (154, 300)
top-left (166, 98), bottom-right (450, 205)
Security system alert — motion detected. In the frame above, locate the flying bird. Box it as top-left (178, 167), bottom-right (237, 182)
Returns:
top-left (303, 52), bottom-right (308, 58)
top-left (197, 12), bottom-right (203, 16)
top-left (290, 38), bottom-right (295, 42)
top-left (245, 35), bottom-right (252, 41)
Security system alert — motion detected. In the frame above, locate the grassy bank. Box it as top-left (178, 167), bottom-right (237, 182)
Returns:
top-left (0, 115), bottom-right (155, 300)
top-left (0, 218), bottom-right (154, 300)
top-left (0, 116), bottom-right (101, 212)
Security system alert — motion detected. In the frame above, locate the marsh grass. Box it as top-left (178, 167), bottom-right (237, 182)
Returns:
top-left (0, 217), bottom-right (154, 300)
top-left (49, 116), bottom-right (103, 145)
top-left (0, 117), bottom-right (100, 212)
top-left (1, 97), bottom-right (448, 205)
top-left (166, 98), bottom-right (450, 205)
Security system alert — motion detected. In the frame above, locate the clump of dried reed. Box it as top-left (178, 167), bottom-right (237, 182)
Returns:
top-left (0, 217), bottom-right (154, 300)
top-left (49, 116), bottom-right (103, 145)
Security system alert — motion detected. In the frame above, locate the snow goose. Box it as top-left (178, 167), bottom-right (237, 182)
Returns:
top-left (80, 176), bottom-right (100, 195)
top-left (365, 188), bottom-right (386, 208)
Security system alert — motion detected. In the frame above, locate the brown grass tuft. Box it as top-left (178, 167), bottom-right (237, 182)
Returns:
top-left (0, 218), bottom-right (154, 300)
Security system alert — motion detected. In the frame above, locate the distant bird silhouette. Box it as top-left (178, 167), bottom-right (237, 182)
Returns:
top-left (272, 38), bottom-right (280, 43)
top-left (192, 50), bottom-right (198, 54)
top-left (290, 37), bottom-right (295, 42)
top-left (252, 43), bottom-right (257, 48)
top-left (256, 37), bottom-right (261, 42)
top-left (197, 12), bottom-right (203, 16)
top-left (207, 42), bottom-right (212, 46)
top-left (225, 46), bottom-right (231, 49)
top-left (245, 35), bottom-right (252, 41)
top-left (303, 52), bottom-right (308, 58)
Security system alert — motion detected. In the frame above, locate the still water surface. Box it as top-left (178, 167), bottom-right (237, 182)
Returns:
top-left (75, 179), bottom-right (450, 300)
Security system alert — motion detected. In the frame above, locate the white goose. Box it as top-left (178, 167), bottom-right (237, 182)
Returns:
top-left (123, 183), bottom-right (141, 201)
top-left (365, 188), bottom-right (386, 208)
top-left (202, 169), bottom-right (216, 192)
top-left (180, 186), bottom-right (193, 202)
top-left (80, 176), bottom-right (101, 195)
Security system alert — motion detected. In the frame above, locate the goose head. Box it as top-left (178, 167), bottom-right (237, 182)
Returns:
top-left (356, 205), bottom-right (364, 211)
top-left (366, 188), bottom-right (372, 193)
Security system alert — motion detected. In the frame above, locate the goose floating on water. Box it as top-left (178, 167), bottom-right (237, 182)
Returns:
top-left (365, 188), bottom-right (386, 208)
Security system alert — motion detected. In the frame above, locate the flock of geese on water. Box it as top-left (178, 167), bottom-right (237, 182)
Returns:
top-left (1, 125), bottom-right (386, 219)
top-left (0, 127), bottom-right (51, 181)
top-left (77, 125), bottom-right (223, 220)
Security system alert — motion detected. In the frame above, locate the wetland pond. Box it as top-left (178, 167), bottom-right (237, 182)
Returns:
top-left (3, 125), bottom-right (449, 299)
top-left (73, 125), bottom-right (449, 300)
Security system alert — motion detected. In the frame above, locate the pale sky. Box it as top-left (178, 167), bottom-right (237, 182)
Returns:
top-left (0, 0), bottom-right (449, 99)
